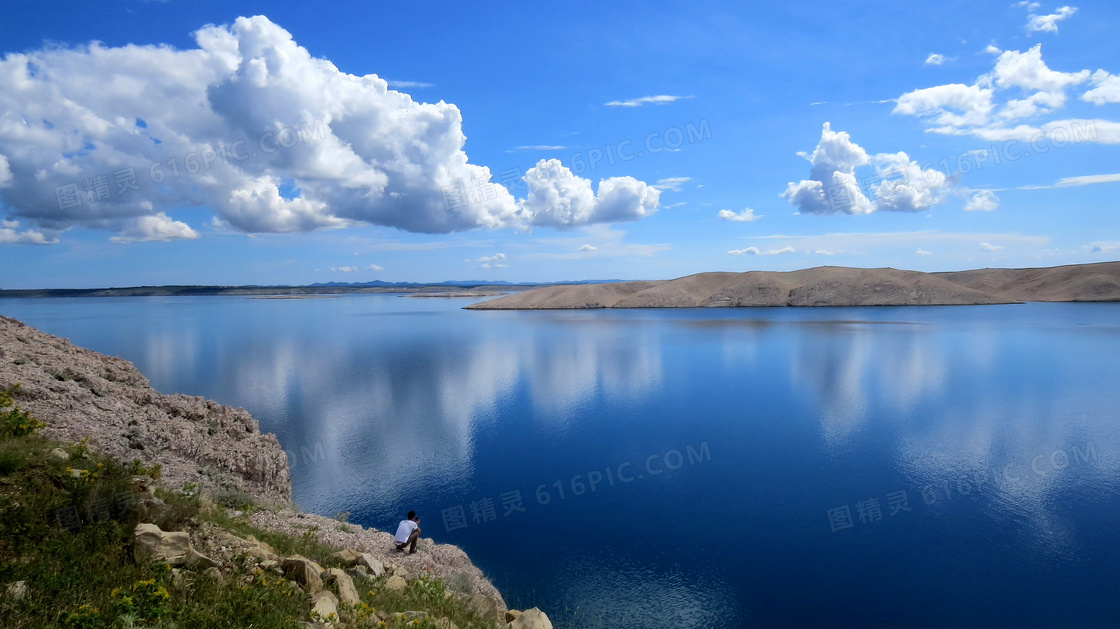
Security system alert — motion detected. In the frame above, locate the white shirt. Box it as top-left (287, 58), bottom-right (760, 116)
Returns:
top-left (394, 519), bottom-right (419, 544)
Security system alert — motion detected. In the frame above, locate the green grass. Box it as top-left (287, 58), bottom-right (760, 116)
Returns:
top-left (0, 388), bottom-right (501, 628)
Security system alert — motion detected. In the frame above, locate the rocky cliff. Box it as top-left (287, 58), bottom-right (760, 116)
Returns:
top-left (0, 315), bottom-right (291, 502)
top-left (0, 314), bottom-right (512, 620)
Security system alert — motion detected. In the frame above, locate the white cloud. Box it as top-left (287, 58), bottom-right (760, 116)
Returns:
top-left (728, 246), bottom-right (796, 256)
top-left (0, 16), bottom-right (660, 243)
top-left (872, 152), bottom-right (952, 212)
top-left (476, 253), bottom-right (506, 263)
top-left (782, 123), bottom-right (874, 215)
top-left (331, 266), bottom-right (358, 272)
top-left (579, 244), bottom-right (597, 251)
top-left (990, 45), bottom-right (1089, 93)
top-left (718, 208), bottom-right (762, 222)
top-left (604, 95), bottom-right (693, 107)
top-left (964, 190), bottom-right (1000, 211)
top-left (916, 249), bottom-right (933, 255)
top-left (985, 44), bottom-right (1004, 55)
top-left (891, 42), bottom-right (1120, 142)
top-left (980, 242), bottom-right (1004, 251)
top-left (653, 177), bottom-right (691, 191)
top-left (1026, 5), bottom-right (1077, 34)
top-left (367, 264), bottom-right (383, 271)
top-left (520, 159), bottom-right (660, 229)
top-left (925, 53), bottom-right (947, 66)
top-left (0, 155), bottom-right (11, 187)
top-left (1089, 241), bottom-right (1120, 252)
top-left (1057, 173), bottom-right (1120, 186)
top-left (894, 83), bottom-right (995, 128)
top-left (1082, 70), bottom-right (1120, 105)
top-left (109, 212), bottom-right (199, 244)
top-left (508, 145), bottom-right (568, 152)
top-left (0, 218), bottom-right (57, 244)
top-left (783, 124), bottom-right (951, 215)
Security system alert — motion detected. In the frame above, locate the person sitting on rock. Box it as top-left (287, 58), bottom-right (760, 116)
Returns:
top-left (393, 510), bottom-right (421, 553)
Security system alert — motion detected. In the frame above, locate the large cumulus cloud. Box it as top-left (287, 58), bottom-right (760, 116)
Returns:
top-left (783, 123), bottom-right (954, 215)
top-left (0, 16), bottom-right (659, 243)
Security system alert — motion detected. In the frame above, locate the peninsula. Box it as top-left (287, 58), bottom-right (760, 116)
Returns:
top-left (465, 261), bottom-right (1120, 310)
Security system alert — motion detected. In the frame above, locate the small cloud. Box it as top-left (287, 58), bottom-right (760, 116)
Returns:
top-left (367, 264), bottom-right (384, 271)
top-left (1025, 5), bottom-right (1077, 34)
top-left (979, 242), bottom-right (1004, 251)
top-left (477, 253), bottom-right (509, 268)
top-left (386, 80), bottom-right (434, 89)
top-left (1088, 241), bottom-right (1120, 252)
top-left (1057, 173), bottom-right (1120, 187)
top-left (925, 53), bottom-right (947, 66)
top-left (985, 43), bottom-right (1003, 54)
top-left (718, 208), bottom-right (762, 222)
top-left (917, 249), bottom-right (933, 255)
top-left (964, 190), bottom-right (1000, 211)
top-left (331, 266), bottom-right (359, 272)
top-left (0, 218), bottom-right (58, 245)
top-left (507, 145), bottom-right (568, 152)
top-left (653, 177), bottom-right (691, 191)
top-left (663, 202), bottom-right (687, 209)
top-left (605, 95), bottom-right (693, 108)
top-left (109, 212), bottom-right (199, 244)
top-left (810, 101), bottom-right (829, 106)
top-left (728, 246), bottom-right (795, 256)
top-left (579, 244), bottom-right (597, 252)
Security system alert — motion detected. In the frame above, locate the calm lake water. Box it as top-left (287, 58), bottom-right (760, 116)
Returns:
top-left (2, 295), bottom-right (1118, 627)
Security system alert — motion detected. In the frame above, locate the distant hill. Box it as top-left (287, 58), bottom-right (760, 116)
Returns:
top-left (465, 261), bottom-right (1120, 310)
top-left (0, 279), bottom-right (625, 298)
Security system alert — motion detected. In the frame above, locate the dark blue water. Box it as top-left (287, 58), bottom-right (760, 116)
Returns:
top-left (2, 295), bottom-right (1118, 627)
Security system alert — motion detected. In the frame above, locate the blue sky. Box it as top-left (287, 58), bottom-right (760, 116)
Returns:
top-left (0, 0), bottom-right (1117, 288)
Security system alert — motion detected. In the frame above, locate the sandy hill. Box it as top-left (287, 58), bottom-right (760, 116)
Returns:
top-left (467, 261), bottom-right (1120, 310)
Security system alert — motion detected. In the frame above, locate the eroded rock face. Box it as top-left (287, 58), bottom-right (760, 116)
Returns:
top-left (0, 316), bottom-right (290, 502)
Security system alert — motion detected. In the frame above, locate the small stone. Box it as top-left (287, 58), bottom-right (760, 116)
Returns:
top-left (356, 553), bottom-right (384, 577)
top-left (384, 575), bottom-right (407, 591)
top-left (50, 448), bottom-right (70, 461)
top-left (332, 549), bottom-right (362, 565)
top-left (311, 591), bottom-right (339, 623)
top-left (434, 618), bottom-right (459, 629)
top-left (6, 581), bottom-right (28, 600)
top-left (506, 607), bottom-right (552, 629)
top-left (282, 555), bottom-right (324, 595)
top-left (203, 567), bottom-right (223, 583)
top-left (323, 568), bottom-right (360, 606)
top-left (506, 610), bottom-right (522, 623)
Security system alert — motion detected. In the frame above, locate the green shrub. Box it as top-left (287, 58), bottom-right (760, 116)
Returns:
top-left (0, 385), bottom-right (46, 438)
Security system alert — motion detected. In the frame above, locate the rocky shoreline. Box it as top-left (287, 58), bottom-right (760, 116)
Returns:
top-left (0, 314), bottom-right (521, 625)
